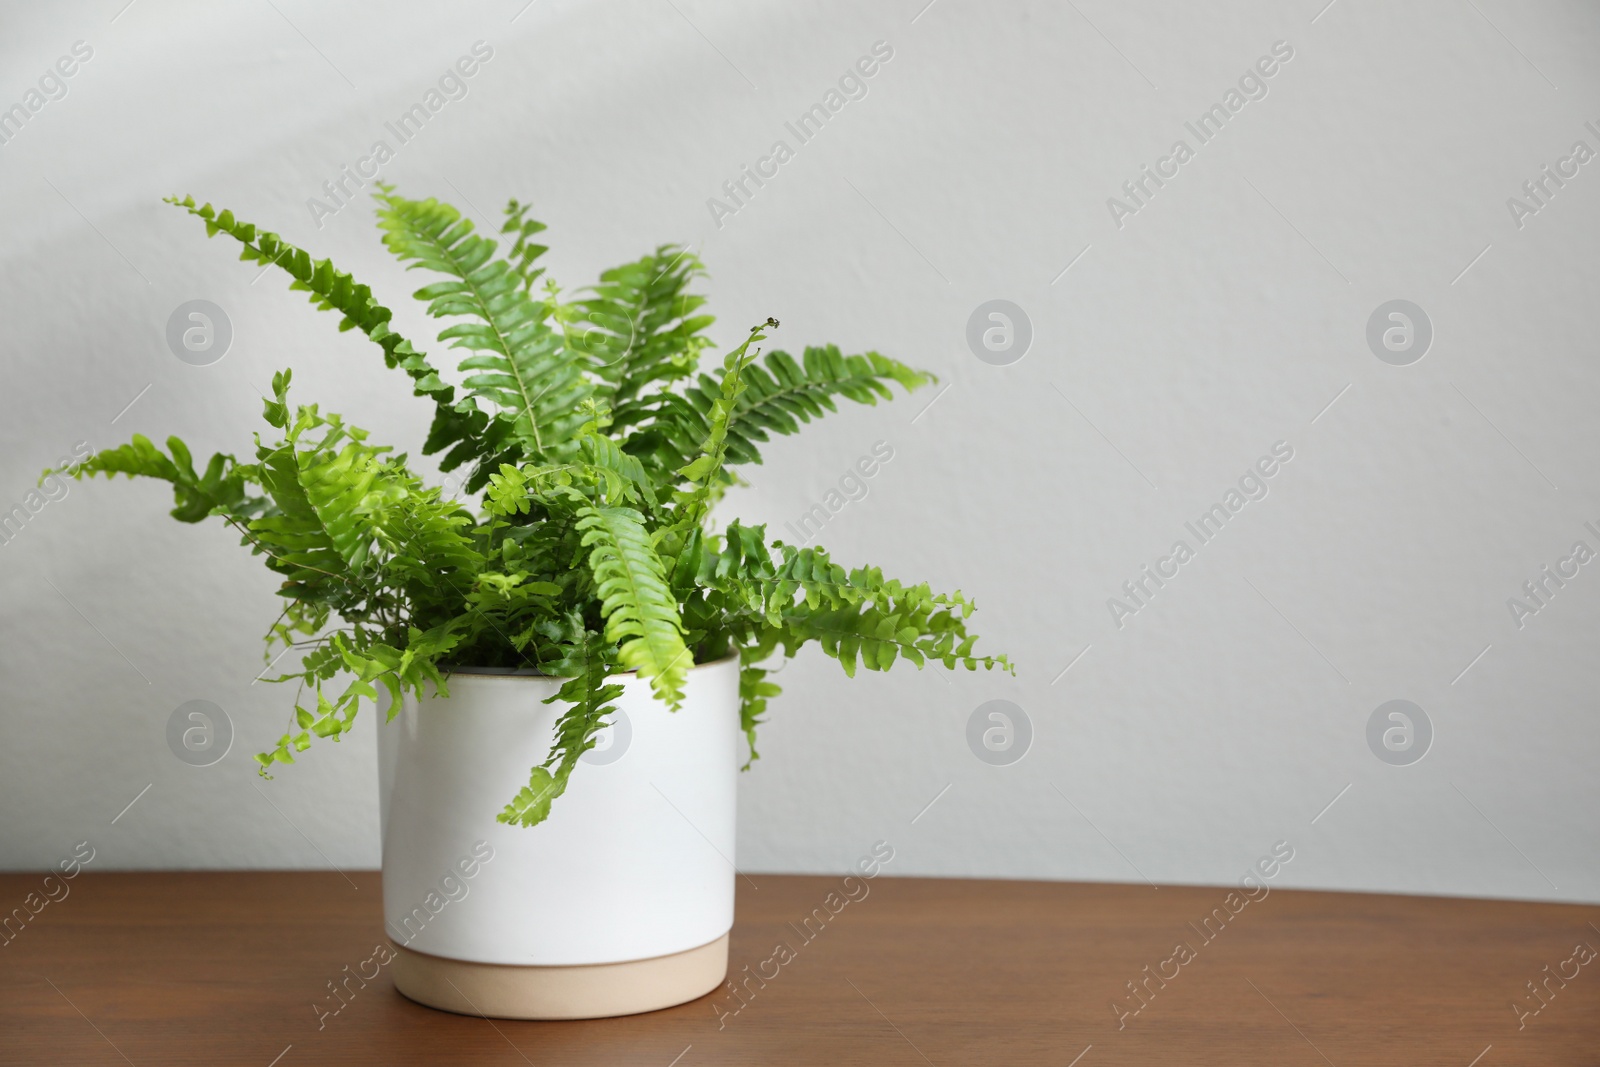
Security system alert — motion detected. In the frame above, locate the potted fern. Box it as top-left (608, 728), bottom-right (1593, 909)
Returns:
top-left (54, 187), bottom-right (1009, 1019)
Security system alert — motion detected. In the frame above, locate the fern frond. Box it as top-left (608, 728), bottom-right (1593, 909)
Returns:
top-left (767, 598), bottom-right (1009, 678)
top-left (498, 626), bottom-right (623, 828)
top-left (162, 195), bottom-right (486, 472)
top-left (691, 522), bottom-right (1006, 679)
top-left (581, 431), bottom-right (657, 509)
top-left (693, 521), bottom-right (970, 623)
top-left (60, 435), bottom-right (262, 524)
top-left (484, 462), bottom-right (575, 516)
top-left (669, 318), bottom-right (777, 533)
top-left (643, 344), bottom-right (932, 473)
top-left (498, 764), bottom-right (559, 829)
top-left (729, 346), bottom-right (930, 462)
top-left (246, 372), bottom-right (405, 601)
top-left (737, 648), bottom-right (780, 770)
top-left (374, 189), bottom-right (590, 463)
top-left (380, 491), bottom-right (484, 615)
top-left (501, 198), bottom-right (550, 292)
top-left (254, 620), bottom-right (467, 773)
top-left (571, 245), bottom-right (714, 431)
top-left (575, 505), bottom-right (690, 708)
top-left (480, 427), bottom-right (657, 519)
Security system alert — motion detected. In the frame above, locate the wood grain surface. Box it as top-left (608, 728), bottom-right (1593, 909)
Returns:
top-left (0, 870), bottom-right (1595, 1065)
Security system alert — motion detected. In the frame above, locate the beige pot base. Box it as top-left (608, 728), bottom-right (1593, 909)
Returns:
top-left (391, 934), bottom-right (729, 1020)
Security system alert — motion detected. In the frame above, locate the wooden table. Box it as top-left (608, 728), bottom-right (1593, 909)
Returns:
top-left (1, 871), bottom-right (1595, 1065)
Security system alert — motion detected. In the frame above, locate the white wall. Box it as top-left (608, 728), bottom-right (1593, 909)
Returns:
top-left (2, 0), bottom-right (1596, 903)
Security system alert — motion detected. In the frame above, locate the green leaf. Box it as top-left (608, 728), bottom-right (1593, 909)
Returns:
top-left (374, 190), bottom-right (590, 468)
top-left (56, 434), bottom-right (262, 524)
top-left (667, 318), bottom-right (777, 533)
top-left (575, 505), bottom-right (690, 708)
top-left (497, 628), bottom-right (623, 828)
top-left (163, 195), bottom-right (486, 472)
top-left (497, 766), bottom-right (558, 828)
top-left (638, 342), bottom-right (932, 476)
top-left (738, 652), bottom-right (780, 770)
top-left (572, 245), bottom-right (713, 431)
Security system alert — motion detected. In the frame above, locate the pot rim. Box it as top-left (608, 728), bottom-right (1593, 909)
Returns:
top-left (442, 650), bottom-right (738, 681)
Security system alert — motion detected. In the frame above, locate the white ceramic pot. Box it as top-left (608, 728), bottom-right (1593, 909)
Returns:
top-left (376, 655), bottom-right (740, 1019)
